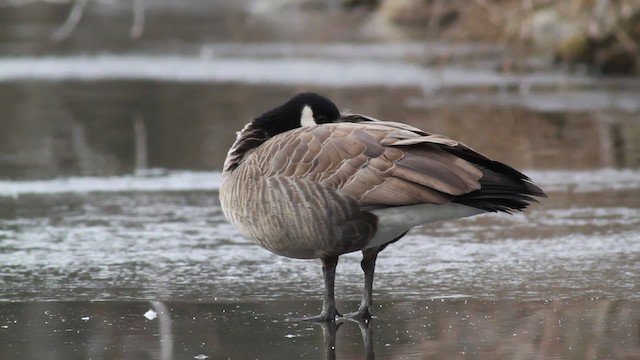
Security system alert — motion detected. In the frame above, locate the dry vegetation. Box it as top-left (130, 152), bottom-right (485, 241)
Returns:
top-left (373, 0), bottom-right (640, 74)
top-left (5, 0), bottom-right (639, 74)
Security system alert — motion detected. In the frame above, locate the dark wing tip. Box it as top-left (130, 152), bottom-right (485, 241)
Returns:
top-left (524, 180), bottom-right (547, 198)
top-left (450, 162), bottom-right (546, 213)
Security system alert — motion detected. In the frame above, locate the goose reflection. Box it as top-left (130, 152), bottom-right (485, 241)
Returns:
top-left (316, 318), bottom-right (375, 360)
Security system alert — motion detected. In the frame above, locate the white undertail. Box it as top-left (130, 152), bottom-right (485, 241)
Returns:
top-left (366, 203), bottom-right (485, 249)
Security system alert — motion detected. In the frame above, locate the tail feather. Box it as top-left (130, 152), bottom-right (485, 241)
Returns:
top-left (444, 148), bottom-right (546, 213)
top-left (453, 179), bottom-right (544, 213)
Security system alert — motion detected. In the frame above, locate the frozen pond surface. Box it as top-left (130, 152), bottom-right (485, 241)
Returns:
top-left (1, 53), bottom-right (639, 113)
top-left (1, 170), bottom-right (639, 304)
top-left (1, 170), bottom-right (640, 358)
top-left (2, 299), bottom-right (640, 359)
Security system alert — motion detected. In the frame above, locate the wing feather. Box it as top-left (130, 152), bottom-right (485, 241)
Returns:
top-left (254, 122), bottom-right (484, 208)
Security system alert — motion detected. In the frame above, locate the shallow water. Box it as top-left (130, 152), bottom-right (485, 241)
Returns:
top-left (1, 1), bottom-right (640, 359)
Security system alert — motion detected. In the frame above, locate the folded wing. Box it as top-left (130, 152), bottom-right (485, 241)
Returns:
top-left (253, 119), bottom-right (546, 213)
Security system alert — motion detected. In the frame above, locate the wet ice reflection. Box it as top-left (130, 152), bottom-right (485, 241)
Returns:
top-left (1, 299), bottom-right (639, 359)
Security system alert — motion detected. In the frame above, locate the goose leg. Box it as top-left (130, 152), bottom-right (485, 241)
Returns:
top-left (347, 232), bottom-right (407, 319)
top-left (320, 255), bottom-right (342, 320)
top-left (346, 247), bottom-right (379, 319)
top-left (300, 255), bottom-right (342, 322)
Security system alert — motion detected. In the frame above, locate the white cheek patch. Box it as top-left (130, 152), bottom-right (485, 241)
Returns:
top-left (300, 105), bottom-right (316, 127)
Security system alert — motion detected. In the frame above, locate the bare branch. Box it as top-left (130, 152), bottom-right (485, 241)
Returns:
top-left (426, 0), bottom-right (445, 37)
top-left (613, 25), bottom-right (639, 53)
top-left (51, 0), bottom-right (88, 42)
top-left (131, 0), bottom-right (145, 39)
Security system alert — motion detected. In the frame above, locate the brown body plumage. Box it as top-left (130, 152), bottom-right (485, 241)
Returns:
top-left (220, 93), bottom-right (545, 321)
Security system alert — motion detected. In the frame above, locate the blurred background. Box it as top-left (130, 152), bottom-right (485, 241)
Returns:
top-left (1, 1), bottom-right (640, 359)
top-left (1, 0), bottom-right (639, 179)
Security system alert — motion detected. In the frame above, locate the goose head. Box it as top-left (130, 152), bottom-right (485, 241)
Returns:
top-left (253, 92), bottom-right (341, 137)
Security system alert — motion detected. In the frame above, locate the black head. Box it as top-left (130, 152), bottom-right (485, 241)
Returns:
top-left (254, 92), bottom-right (341, 137)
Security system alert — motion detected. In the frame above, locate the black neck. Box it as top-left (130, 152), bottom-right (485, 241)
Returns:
top-left (254, 102), bottom-right (300, 137)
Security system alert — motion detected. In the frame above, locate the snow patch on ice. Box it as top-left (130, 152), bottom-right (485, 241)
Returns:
top-left (1, 168), bottom-right (638, 197)
top-left (143, 309), bottom-right (158, 320)
top-left (0, 171), bottom-right (221, 197)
